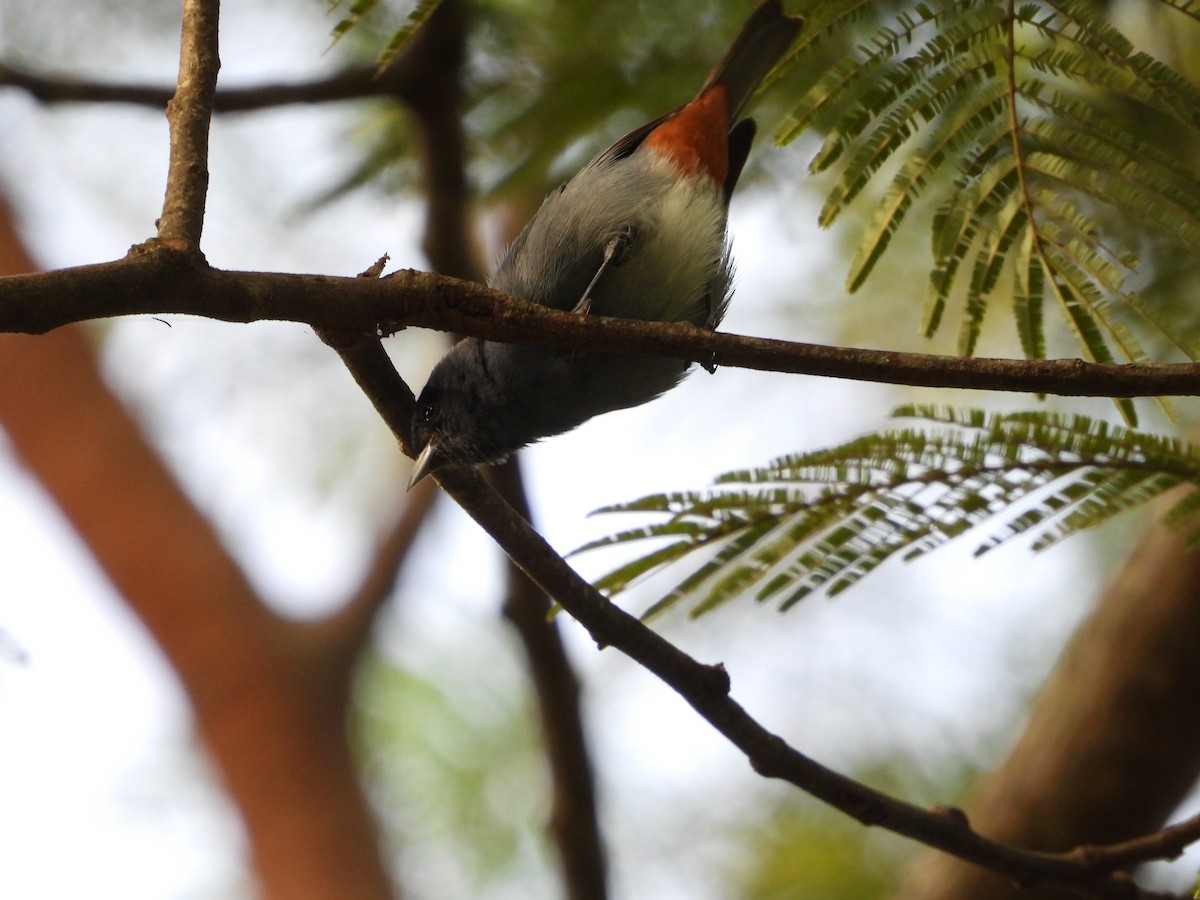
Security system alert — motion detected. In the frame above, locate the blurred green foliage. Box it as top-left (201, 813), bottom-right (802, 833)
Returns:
top-left (329, 0), bottom-right (824, 200)
top-left (352, 646), bottom-right (552, 897)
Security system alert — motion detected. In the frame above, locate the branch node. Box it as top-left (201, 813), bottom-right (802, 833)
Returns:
top-left (358, 254), bottom-right (390, 279)
top-left (747, 734), bottom-right (791, 779)
top-left (706, 661), bottom-right (732, 694)
top-left (929, 804), bottom-right (971, 829)
top-left (123, 238), bottom-right (209, 274)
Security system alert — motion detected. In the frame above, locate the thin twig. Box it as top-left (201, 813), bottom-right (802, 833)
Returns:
top-left (1072, 810), bottom-right (1200, 874)
top-left (0, 9), bottom-right (443, 116)
top-left (157, 0), bottom-right (221, 249)
top-left (0, 60), bottom-right (401, 111)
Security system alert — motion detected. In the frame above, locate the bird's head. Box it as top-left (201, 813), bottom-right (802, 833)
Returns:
top-left (408, 340), bottom-right (511, 487)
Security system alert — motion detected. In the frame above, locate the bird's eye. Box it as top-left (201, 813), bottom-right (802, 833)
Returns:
top-left (420, 402), bottom-right (438, 423)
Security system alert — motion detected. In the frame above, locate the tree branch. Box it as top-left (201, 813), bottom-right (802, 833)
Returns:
top-left (4, 254), bottom-right (1200, 399)
top-left (0, 8), bottom-right (460, 117)
top-left (1072, 810), bottom-right (1200, 874)
top-left (322, 332), bottom-right (1186, 899)
top-left (0, 60), bottom-right (409, 111)
top-left (157, 0), bottom-right (221, 249)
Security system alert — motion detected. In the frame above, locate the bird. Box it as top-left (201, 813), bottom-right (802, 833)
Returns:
top-left (410, 0), bottom-right (803, 486)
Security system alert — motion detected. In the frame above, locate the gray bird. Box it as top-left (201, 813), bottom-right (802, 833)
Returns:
top-left (410, 0), bottom-right (802, 486)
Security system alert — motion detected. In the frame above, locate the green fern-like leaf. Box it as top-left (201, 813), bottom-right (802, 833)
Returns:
top-left (375, 0), bottom-right (444, 69)
top-left (786, 0), bottom-right (1200, 394)
top-left (326, 0), bottom-right (443, 67)
top-left (328, 0), bottom-right (383, 47)
top-left (576, 407), bottom-right (1200, 619)
top-left (1152, 0), bottom-right (1200, 23)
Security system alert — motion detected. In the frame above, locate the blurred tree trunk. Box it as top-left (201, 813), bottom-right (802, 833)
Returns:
top-left (0, 196), bottom-right (396, 900)
top-left (897, 511), bottom-right (1200, 899)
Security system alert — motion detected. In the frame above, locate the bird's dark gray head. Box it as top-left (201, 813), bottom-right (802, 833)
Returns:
top-left (409, 338), bottom-right (515, 486)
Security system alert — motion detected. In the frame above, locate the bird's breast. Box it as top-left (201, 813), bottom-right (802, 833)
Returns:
top-left (493, 151), bottom-right (730, 326)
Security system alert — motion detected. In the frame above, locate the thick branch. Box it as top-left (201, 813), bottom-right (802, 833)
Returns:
top-left (324, 333), bottom-right (1181, 899)
top-left (4, 254), bottom-right (1200, 398)
top-left (0, 198), bottom-right (395, 900)
top-left (157, 0), bottom-right (221, 248)
top-left (1, 329), bottom-right (398, 900)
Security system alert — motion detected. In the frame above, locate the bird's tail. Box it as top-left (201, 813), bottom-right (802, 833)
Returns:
top-left (698, 0), bottom-right (804, 119)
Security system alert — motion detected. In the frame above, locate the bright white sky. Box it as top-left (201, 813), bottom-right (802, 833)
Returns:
top-left (0, 2), bottom-right (1169, 899)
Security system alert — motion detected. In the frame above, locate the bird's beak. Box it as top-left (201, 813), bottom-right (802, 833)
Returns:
top-left (407, 440), bottom-right (440, 490)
